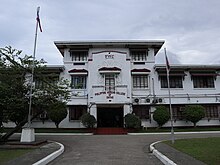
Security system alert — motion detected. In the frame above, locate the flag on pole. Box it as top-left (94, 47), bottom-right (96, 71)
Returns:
top-left (36, 7), bottom-right (42, 32)
top-left (164, 48), bottom-right (170, 72)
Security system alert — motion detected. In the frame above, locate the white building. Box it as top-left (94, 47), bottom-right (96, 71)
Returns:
top-left (29, 40), bottom-right (220, 128)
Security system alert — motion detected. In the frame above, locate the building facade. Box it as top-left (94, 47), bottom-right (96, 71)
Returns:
top-left (18, 40), bottom-right (220, 128)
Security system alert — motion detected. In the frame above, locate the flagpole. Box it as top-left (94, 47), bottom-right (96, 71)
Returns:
top-left (27, 6), bottom-right (40, 128)
top-left (164, 48), bottom-right (175, 144)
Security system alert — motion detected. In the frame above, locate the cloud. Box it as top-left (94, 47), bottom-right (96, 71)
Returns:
top-left (0, 0), bottom-right (220, 65)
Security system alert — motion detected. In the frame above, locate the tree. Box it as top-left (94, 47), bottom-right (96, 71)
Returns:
top-left (183, 105), bottom-right (205, 127)
top-left (124, 113), bottom-right (141, 129)
top-left (153, 106), bottom-right (170, 128)
top-left (80, 113), bottom-right (97, 128)
top-left (0, 46), bottom-right (70, 142)
top-left (47, 101), bottom-right (67, 128)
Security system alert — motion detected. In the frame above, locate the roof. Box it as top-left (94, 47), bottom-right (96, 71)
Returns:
top-left (154, 64), bottom-right (220, 71)
top-left (42, 65), bottom-right (65, 72)
top-left (54, 40), bottom-right (165, 56)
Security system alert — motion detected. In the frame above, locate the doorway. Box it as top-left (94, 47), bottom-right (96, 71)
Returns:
top-left (97, 107), bottom-right (123, 128)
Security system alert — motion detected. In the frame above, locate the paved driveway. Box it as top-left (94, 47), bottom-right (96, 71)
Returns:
top-left (37, 135), bottom-right (163, 165)
top-left (36, 133), bottom-right (220, 165)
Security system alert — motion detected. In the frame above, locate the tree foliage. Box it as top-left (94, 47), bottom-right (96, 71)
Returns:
top-left (0, 46), bottom-right (70, 142)
top-left (183, 105), bottom-right (205, 127)
top-left (153, 106), bottom-right (170, 128)
top-left (80, 113), bottom-right (97, 128)
top-left (124, 113), bottom-right (141, 129)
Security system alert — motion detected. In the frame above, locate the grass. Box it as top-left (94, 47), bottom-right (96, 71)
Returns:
top-left (0, 149), bottom-right (34, 164)
top-left (164, 137), bottom-right (220, 165)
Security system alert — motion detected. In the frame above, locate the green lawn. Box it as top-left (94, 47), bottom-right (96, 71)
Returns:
top-left (164, 137), bottom-right (220, 165)
top-left (0, 149), bottom-right (33, 164)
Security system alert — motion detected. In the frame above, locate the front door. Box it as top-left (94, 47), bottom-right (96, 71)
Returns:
top-left (97, 107), bottom-right (123, 127)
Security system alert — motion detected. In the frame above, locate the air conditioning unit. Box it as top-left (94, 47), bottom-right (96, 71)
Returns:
top-left (134, 98), bottom-right (139, 103)
top-left (158, 98), bottom-right (163, 103)
top-left (152, 98), bottom-right (158, 104)
top-left (39, 112), bottom-right (47, 119)
top-left (146, 98), bottom-right (151, 103)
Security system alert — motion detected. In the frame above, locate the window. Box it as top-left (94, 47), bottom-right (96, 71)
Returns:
top-left (35, 76), bottom-right (59, 89)
top-left (69, 105), bottom-right (87, 120)
top-left (193, 76), bottom-right (215, 88)
top-left (71, 75), bottom-right (87, 89)
top-left (32, 109), bottom-right (49, 121)
top-left (132, 75), bottom-right (148, 88)
top-left (133, 105), bottom-right (150, 119)
top-left (172, 106), bottom-right (184, 120)
top-left (131, 50), bottom-right (147, 61)
top-left (70, 51), bottom-right (88, 61)
top-left (105, 74), bottom-right (115, 92)
top-left (160, 76), bottom-right (183, 88)
top-left (204, 105), bottom-right (219, 118)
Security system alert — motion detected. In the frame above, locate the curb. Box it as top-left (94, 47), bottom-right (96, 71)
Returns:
top-left (128, 131), bottom-right (220, 135)
top-left (33, 141), bottom-right (64, 165)
top-left (149, 141), bottom-right (176, 165)
top-left (13, 133), bottom-right (93, 136)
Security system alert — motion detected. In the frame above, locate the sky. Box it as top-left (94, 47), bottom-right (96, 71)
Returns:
top-left (0, 0), bottom-right (220, 65)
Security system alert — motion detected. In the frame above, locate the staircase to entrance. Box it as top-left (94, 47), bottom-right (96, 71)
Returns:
top-left (96, 128), bottom-right (127, 135)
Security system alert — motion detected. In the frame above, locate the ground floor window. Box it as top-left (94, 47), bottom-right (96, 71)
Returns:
top-left (69, 105), bottom-right (87, 120)
top-left (203, 105), bottom-right (220, 119)
top-left (170, 104), bottom-right (220, 120)
top-left (132, 105), bottom-right (150, 119)
top-left (31, 109), bottom-right (49, 122)
top-left (171, 105), bottom-right (185, 120)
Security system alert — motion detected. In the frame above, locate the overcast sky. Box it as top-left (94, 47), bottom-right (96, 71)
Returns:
top-left (0, 0), bottom-right (220, 65)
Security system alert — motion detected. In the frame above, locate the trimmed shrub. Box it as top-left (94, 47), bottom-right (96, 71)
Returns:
top-left (183, 105), bottom-right (205, 127)
top-left (47, 101), bottom-right (67, 128)
top-left (153, 106), bottom-right (170, 128)
top-left (124, 113), bottom-right (141, 129)
top-left (80, 113), bottom-right (97, 128)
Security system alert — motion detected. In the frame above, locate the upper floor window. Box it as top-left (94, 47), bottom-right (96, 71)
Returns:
top-left (160, 76), bottom-right (183, 88)
top-left (131, 50), bottom-right (147, 61)
top-left (193, 76), bottom-right (215, 88)
top-left (70, 51), bottom-right (88, 61)
top-left (105, 74), bottom-right (115, 92)
top-left (71, 75), bottom-right (87, 89)
top-left (132, 75), bottom-right (148, 88)
top-left (35, 76), bottom-right (59, 89)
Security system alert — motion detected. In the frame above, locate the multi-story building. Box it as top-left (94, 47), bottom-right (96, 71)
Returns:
top-left (19, 40), bottom-right (220, 128)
